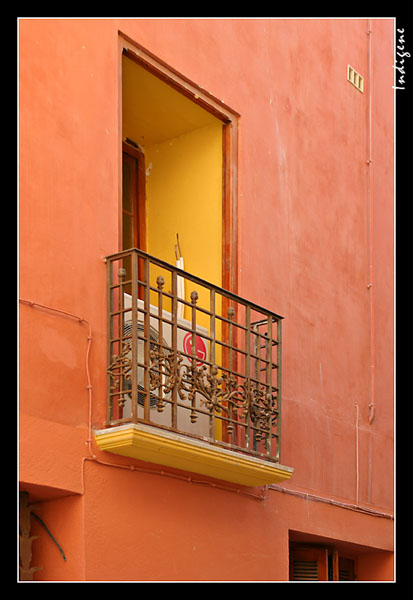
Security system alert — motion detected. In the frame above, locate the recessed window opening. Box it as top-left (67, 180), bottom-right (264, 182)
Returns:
top-left (120, 38), bottom-right (239, 295)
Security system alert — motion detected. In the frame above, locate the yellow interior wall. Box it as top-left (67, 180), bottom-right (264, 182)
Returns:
top-left (145, 123), bottom-right (222, 322)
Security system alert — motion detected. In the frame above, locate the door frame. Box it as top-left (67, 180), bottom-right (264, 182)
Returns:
top-left (118, 31), bottom-right (240, 295)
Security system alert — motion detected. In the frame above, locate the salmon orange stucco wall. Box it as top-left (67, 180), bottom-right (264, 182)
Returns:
top-left (19, 18), bottom-right (394, 581)
top-left (28, 460), bottom-right (393, 581)
top-left (18, 18), bottom-right (118, 436)
top-left (77, 462), bottom-right (392, 581)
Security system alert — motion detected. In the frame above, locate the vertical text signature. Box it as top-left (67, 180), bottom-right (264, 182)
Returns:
top-left (393, 28), bottom-right (410, 90)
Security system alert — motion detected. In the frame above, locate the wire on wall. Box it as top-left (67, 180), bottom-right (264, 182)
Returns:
top-left (366, 19), bottom-right (376, 426)
top-left (19, 298), bottom-right (394, 516)
top-left (18, 298), bottom-right (265, 503)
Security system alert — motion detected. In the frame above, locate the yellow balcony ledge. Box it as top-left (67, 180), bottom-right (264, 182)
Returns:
top-left (94, 423), bottom-right (294, 488)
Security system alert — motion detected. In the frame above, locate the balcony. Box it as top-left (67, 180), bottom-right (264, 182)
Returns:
top-left (94, 248), bottom-right (293, 487)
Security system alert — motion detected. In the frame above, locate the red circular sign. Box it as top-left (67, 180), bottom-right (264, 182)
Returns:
top-left (183, 332), bottom-right (207, 365)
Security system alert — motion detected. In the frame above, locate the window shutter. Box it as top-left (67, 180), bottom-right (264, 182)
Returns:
top-left (338, 557), bottom-right (355, 581)
top-left (292, 559), bottom-right (319, 580)
top-left (290, 546), bottom-right (329, 581)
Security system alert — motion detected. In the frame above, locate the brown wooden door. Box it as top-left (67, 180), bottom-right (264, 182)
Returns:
top-left (122, 142), bottom-right (146, 291)
top-left (122, 142), bottom-right (146, 252)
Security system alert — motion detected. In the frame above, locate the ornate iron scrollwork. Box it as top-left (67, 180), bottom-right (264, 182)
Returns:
top-left (108, 342), bottom-right (278, 441)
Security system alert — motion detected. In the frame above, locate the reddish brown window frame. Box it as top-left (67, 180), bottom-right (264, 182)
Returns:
top-left (118, 32), bottom-right (240, 296)
top-left (289, 543), bottom-right (356, 581)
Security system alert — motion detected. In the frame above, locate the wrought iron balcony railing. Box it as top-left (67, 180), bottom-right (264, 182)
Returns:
top-left (105, 248), bottom-right (283, 464)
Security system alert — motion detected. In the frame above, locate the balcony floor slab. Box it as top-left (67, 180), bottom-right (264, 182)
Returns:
top-left (94, 422), bottom-right (294, 487)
